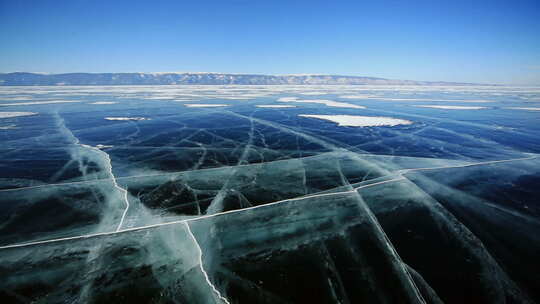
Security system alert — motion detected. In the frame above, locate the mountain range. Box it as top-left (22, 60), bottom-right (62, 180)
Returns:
top-left (0, 72), bottom-right (480, 86)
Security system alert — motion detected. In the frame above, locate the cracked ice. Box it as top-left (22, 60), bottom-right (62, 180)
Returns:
top-left (0, 85), bottom-right (539, 303)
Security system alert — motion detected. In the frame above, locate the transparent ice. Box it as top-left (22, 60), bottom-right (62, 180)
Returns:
top-left (0, 85), bottom-right (539, 303)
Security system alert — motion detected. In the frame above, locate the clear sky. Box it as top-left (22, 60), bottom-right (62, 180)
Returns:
top-left (1, 0), bottom-right (539, 84)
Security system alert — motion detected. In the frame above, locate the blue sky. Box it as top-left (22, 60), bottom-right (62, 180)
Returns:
top-left (1, 0), bottom-right (539, 84)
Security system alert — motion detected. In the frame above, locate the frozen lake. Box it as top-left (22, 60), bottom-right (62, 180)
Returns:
top-left (1, 85), bottom-right (539, 303)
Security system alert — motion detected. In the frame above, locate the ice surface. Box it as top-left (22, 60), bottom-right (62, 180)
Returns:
top-left (0, 85), bottom-right (539, 303)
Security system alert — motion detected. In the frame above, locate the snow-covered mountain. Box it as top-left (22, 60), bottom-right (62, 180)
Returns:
top-left (0, 72), bottom-right (478, 86)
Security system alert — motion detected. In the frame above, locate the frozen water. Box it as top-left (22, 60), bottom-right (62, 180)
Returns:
top-left (0, 85), bottom-right (539, 303)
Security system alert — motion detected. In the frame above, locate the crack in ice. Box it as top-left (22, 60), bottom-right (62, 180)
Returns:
top-left (78, 144), bottom-right (130, 232)
top-left (0, 155), bottom-right (537, 250)
top-left (0, 177), bottom-right (404, 249)
top-left (185, 222), bottom-right (231, 304)
top-left (54, 112), bottom-right (131, 232)
top-left (397, 155), bottom-right (538, 174)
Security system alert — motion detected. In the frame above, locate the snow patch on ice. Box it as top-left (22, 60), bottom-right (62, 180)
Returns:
top-left (299, 114), bottom-right (413, 127)
top-left (96, 144), bottom-right (114, 149)
top-left (277, 97), bottom-right (299, 102)
top-left (375, 98), bottom-right (494, 103)
top-left (505, 107), bottom-right (540, 111)
top-left (256, 105), bottom-right (296, 108)
top-left (0, 100), bottom-right (80, 106)
top-left (339, 95), bottom-right (378, 99)
top-left (184, 104), bottom-right (229, 108)
top-left (413, 105), bottom-right (487, 110)
top-left (0, 111), bottom-right (38, 118)
top-left (90, 102), bottom-right (118, 105)
top-left (299, 92), bottom-right (328, 95)
top-left (0, 124), bottom-right (17, 130)
top-left (277, 97), bottom-right (365, 109)
top-left (105, 117), bottom-right (150, 121)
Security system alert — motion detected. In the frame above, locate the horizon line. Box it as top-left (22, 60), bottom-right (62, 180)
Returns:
top-left (0, 71), bottom-right (498, 85)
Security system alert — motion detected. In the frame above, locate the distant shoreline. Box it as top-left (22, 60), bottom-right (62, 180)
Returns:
top-left (0, 72), bottom-right (491, 86)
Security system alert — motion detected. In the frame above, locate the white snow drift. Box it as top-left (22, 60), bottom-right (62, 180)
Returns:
top-left (184, 104), bottom-right (229, 107)
top-left (413, 105), bottom-right (487, 110)
top-left (104, 117), bottom-right (150, 121)
top-left (299, 114), bottom-right (413, 127)
top-left (256, 105), bottom-right (296, 108)
top-left (277, 97), bottom-right (365, 109)
top-left (0, 112), bottom-right (38, 118)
